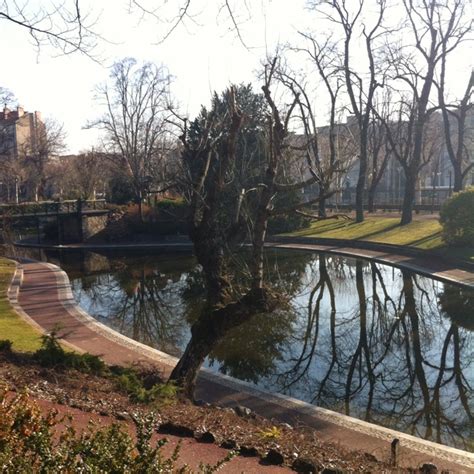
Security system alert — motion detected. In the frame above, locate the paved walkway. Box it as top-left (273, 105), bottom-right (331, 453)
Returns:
top-left (267, 238), bottom-right (474, 288)
top-left (8, 256), bottom-right (474, 472)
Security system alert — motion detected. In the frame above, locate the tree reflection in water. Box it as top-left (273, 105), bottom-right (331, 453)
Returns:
top-left (70, 254), bottom-right (195, 356)
top-left (276, 258), bottom-right (473, 451)
top-left (64, 250), bottom-right (473, 450)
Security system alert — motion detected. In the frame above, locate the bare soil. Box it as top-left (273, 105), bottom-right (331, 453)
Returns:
top-left (0, 351), bottom-right (417, 473)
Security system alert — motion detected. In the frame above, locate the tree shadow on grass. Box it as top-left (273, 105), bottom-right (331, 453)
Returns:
top-left (343, 222), bottom-right (400, 240)
top-left (407, 231), bottom-right (442, 248)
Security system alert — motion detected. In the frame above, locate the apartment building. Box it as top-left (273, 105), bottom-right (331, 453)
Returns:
top-left (0, 105), bottom-right (43, 158)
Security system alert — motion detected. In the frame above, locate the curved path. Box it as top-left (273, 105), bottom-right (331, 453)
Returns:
top-left (7, 246), bottom-right (474, 472)
top-left (267, 237), bottom-right (474, 288)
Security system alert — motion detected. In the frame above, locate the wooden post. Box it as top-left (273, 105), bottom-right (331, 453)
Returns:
top-left (390, 438), bottom-right (399, 467)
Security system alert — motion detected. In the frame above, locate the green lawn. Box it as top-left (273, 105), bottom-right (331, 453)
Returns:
top-left (285, 217), bottom-right (474, 263)
top-left (0, 258), bottom-right (43, 352)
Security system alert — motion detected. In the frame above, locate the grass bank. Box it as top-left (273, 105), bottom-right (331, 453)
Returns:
top-left (0, 258), bottom-right (43, 352)
top-left (284, 217), bottom-right (474, 263)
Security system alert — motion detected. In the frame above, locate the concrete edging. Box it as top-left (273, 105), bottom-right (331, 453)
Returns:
top-left (270, 235), bottom-right (474, 272)
top-left (10, 258), bottom-right (474, 469)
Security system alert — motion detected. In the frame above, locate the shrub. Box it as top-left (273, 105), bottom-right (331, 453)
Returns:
top-left (267, 189), bottom-right (311, 234)
top-left (440, 187), bottom-right (474, 247)
top-left (34, 330), bottom-right (105, 375)
top-left (109, 174), bottom-right (136, 204)
top-left (0, 340), bottom-right (12, 353)
top-left (0, 387), bottom-right (234, 472)
top-left (111, 366), bottom-right (180, 405)
top-left (0, 387), bottom-right (236, 474)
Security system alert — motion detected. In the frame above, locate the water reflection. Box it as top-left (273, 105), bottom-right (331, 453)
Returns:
top-left (70, 253), bottom-right (196, 356)
top-left (49, 249), bottom-right (473, 451)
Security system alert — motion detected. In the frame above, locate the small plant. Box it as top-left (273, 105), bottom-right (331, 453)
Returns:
top-left (112, 367), bottom-right (180, 405)
top-left (0, 340), bottom-right (12, 353)
top-left (0, 386), bottom-right (233, 473)
top-left (440, 187), bottom-right (474, 247)
top-left (34, 329), bottom-right (105, 374)
top-left (259, 425), bottom-right (282, 440)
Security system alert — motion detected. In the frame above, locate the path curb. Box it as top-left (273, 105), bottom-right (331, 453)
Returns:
top-left (270, 235), bottom-right (474, 272)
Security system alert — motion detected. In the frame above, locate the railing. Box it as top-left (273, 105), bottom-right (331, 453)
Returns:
top-left (0, 199), bottom-right (108, 217)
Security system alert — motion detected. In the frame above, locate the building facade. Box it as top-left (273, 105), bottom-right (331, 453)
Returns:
top-left (0, 106), bottom-right (43, 158)
top-left (0, 106), bottom-right (44, 202)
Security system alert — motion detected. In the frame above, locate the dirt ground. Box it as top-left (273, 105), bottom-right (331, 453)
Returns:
top-left (0, 351), bottom-right (402, 473)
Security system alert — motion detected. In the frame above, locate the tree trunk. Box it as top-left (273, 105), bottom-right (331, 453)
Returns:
top-left (453, 165), bottom-right (463, 193)
top-left (355, 147), bottom-right (368, 222)
top-left (168, 322), bottom-right (215, 399)
top-left (318, 188), bottom-right (327, 218)
top-left (169, 287), bottom-right (276, 398)
top-left (400, 172), bottom-right (416, 225)
top-left (367, 185), bottom-right (376, 214)
top-left (138, 193), bottom-right (144, 222)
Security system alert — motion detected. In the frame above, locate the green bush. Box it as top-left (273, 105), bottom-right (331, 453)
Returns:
top-left (440, 187), bottom-right (474, 247)
top-left (153, 198), bottom-right (188, 235)
top-left (0, 340), bottom-right (12, 353)
top-left (111, 366), bottom-right (180, 405)
top-left (34, 330), bottom-right (106, 375)
top-left (267, 189), bottom-right (311, 234)
top-left (109, 174), bottom-right (136, 204)
top-left (0, 387), bottom-right (235, 473)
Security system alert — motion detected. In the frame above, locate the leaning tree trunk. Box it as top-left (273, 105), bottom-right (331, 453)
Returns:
top-left (168, 318), bottom-right (217, 399)
top-left (169, 287), bottom-right (276, 398)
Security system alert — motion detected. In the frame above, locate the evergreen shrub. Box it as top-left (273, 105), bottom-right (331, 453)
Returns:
top-left (440, 187), bottom-right (474, 247)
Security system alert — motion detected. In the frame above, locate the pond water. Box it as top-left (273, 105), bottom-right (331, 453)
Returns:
top-left (36, 249), bottom-right (473, 451)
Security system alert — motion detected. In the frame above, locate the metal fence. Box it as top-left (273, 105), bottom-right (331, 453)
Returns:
top-left (0, 199), bottom-right (107, 217)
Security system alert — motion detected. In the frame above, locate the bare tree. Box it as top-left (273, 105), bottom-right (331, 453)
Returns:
top-left (309, 0), bottom-right (386, 222)
top-left (92, 58), bottom-right (172, 220)
top-left (286, 34), bottom-right (355, 218)
top-left (22, 118), bottom-right (66, 201)
top-left (367, 98), bottom-right (392, 213)
top-left (128, 0), bottom-right (253, 47)
top-left (383, 0), bottom-right (471, 224)
top-left (0, 86), bottom-right (15, 106)
top-left (438, 68), bottom-right (473, 192)
top-left (53, 150), bottom-right (107, 200)
top-left (0, 0), bottom-right (97, 56)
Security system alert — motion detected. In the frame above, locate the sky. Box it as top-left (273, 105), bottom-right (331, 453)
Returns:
top-left (1, 0), bottom-right (472, 154)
